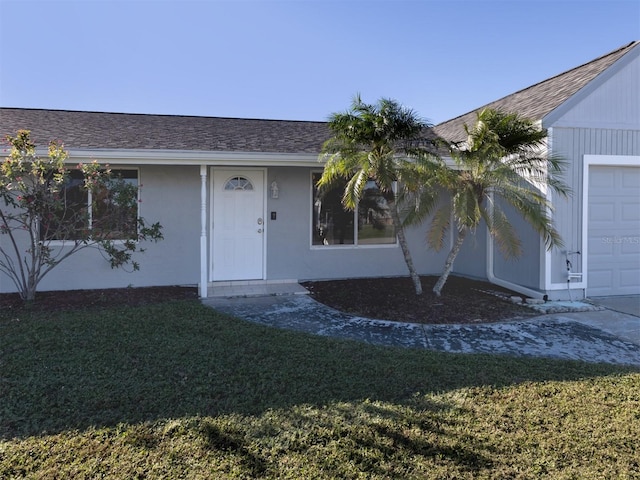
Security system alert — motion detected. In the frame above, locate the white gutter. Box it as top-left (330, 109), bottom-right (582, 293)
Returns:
top-left (56, 148), bottom-right (322, 167)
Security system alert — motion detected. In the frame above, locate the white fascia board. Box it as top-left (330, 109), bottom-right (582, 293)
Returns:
top-left (27, 148), bottom-right (322, 167)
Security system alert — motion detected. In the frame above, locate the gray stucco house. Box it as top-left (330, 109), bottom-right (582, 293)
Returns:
top-left (1, 41), bottom-right (638, 299)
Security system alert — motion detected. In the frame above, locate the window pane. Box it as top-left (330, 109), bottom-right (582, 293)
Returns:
top-left (224, 176), bottom-right (253, 191)
top-left (92, 170), bottom-right (139, 240)
top-left (40, 170), bottom-right (88, 241)
top-left (312, 173), bottom-right (354, 245)
top-left (357, 181), bottom-right (396, 245)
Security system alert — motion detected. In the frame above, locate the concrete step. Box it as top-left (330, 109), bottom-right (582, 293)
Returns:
top-left (207, 281), bottom-right (309, 298)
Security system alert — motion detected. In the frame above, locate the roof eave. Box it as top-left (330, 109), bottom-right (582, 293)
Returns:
top-left (18, 148), bottom-right (324, 167)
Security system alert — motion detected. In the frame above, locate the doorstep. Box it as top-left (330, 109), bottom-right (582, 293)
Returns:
top-left (207, 280), bottom-right (310, 298)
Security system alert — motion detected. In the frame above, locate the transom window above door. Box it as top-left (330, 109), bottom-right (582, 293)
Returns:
top-left (224, 176), bottom-right (254, 191)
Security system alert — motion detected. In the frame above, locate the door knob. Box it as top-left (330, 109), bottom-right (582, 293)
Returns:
top-left (257, 218), bottom-right (263, 225)
top-left (257, 228), bottom-right (263, 233)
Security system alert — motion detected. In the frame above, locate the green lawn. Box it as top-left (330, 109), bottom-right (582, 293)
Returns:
top-left (1, 301), bottom-right (638, 479)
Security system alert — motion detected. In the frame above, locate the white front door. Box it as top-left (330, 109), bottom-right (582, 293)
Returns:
top-left (212, 169), bottom-right (265, 281)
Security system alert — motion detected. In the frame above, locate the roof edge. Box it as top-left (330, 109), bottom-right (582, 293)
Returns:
top-left (0, 106), bottom-right (328, 125)
top-left (542, 40), bottom-right (640, 127)
top-left (435, 40), bottom-right (640, 129)
top-left (25, 147), bottom-right (324, 167)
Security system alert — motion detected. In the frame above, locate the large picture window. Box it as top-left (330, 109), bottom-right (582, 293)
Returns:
top-left (41, 169), bottom-right (139, 242)
top-left (312, 172), bottom-right (396, 246)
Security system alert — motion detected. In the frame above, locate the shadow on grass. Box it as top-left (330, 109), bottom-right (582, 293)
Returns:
top-left (1, 300), bottom-right (637, 441)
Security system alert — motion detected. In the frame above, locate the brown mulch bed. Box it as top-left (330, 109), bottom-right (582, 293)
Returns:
top-left (0, 285), bottom-right (199, 313)
top-left (302, 275), bottom-right (538, 324)
top-left (1, 275), bottom-right (537, 324)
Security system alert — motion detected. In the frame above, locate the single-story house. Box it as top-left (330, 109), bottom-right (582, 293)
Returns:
top-left (1, 41), bottom-right (638, 300)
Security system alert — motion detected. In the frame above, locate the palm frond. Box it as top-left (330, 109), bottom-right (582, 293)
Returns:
top-left (451, 185), bottom-right (482, 230)
top-left (399, 185), bottom-right (441, 227)
top-left (426, 204), bottom-right (452, 251)
top-left (480, 203), bottom-right (522, 258)
top-left (343, 168), bottom-right (369, 210)
top-left (496, 187), bottom-right (564, 250)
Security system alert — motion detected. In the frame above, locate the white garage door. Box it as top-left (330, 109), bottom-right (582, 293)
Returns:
top-left (587, 165), bottom-right (640, 297)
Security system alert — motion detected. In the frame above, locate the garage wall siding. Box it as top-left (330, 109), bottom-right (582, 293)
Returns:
top-left (550, 127), bottom-right (640, 286)
top-left (551, 51), bottom-right (639, 130)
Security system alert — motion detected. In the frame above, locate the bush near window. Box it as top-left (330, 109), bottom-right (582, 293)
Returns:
top-left (0, 130), bottom-right (163, 302)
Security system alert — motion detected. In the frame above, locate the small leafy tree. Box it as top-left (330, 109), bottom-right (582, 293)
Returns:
top-left (0, 130), bottom-right (163, 302)
top-left (406, 109), bottom-right (570, 296)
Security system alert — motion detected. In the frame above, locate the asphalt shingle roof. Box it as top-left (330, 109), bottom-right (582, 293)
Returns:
top-left (434, 41), bottom-right (639, 143)
top-left (0, 109), bottom-right (331, 154)
top-left (2, 42), bottom-right (637, 153)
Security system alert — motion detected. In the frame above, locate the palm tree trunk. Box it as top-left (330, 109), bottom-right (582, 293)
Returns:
top-left (389, 200), bottom-right (423, 295)
top-left (433, 227), bottom-right (467, 296)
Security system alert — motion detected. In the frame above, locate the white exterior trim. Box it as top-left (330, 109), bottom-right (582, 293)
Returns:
top-left (544, 155), bottom-right (640, 294)
top-left (543, 155), bottom-right (640, 293)
top-left (54, 148), bottom-right (321, 167)
top-left (578, 155), bottom-right (640, 296)
top-left (542, 125), bottom-right (578, 293)
top-left (199, 165), bottom-right (208, 298)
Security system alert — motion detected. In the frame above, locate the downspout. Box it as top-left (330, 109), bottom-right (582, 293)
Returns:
top-left (485, 192), bottom-right (546, 300)
top-left (199, 165), bottom-right (208, 298)
top-left (486, 234), bottom-right (545, 299)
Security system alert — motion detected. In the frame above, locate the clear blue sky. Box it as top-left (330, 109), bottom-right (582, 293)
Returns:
top-left (0, 0), bottom-right (638, 124)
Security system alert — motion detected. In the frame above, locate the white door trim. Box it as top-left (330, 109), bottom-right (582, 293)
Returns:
top-left (543, 155), bottom-right (640, 293)
top-left (581, 155), bottom-right (640, 295)
top-left (209, 167), bottom-right (267, 282)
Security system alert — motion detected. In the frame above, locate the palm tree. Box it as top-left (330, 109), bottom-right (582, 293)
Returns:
top-left (317, 95), bottom-right (433, 295)
top-left (407, 108), bottom-right (570, 296)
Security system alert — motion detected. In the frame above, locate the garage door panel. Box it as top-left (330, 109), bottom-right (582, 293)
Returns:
top-left (621, 169), bottom-right (640, 188)
top-left (588, 236), bottom-right (614, 255)
top-left (621, 203), bottom-right (640, 221)
top-left (590, 170), bottom-right (615, 187)
top-left (620, 268), bottom-right (640, 287)
top-left (588, 270), bottom-right (613, 289)
top-left (587, 165), bottom-right (640, 297)
top-left (589, 203), bottom-right (615, 222)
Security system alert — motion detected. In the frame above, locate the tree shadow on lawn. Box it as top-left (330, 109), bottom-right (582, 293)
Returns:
top-left (1, 300), bottom-right (636, 442)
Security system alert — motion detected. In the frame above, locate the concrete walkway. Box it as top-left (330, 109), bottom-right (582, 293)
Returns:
top-left (202, 293), bottom-right (640, 368)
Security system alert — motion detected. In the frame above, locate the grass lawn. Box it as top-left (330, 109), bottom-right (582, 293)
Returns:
top-left (1, 300), bottom-right (639, 479)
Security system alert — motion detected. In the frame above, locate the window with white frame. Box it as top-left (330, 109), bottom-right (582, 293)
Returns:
top-left (40, 169), bottom-right (140, 241)
top-left (311, 172), bottom-right (396, 246)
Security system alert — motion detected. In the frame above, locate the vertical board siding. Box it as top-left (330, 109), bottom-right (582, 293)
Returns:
top-left (552, 54), bottom-right (639, 129)
top-left (550, 128), bottom-right (640, 285)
